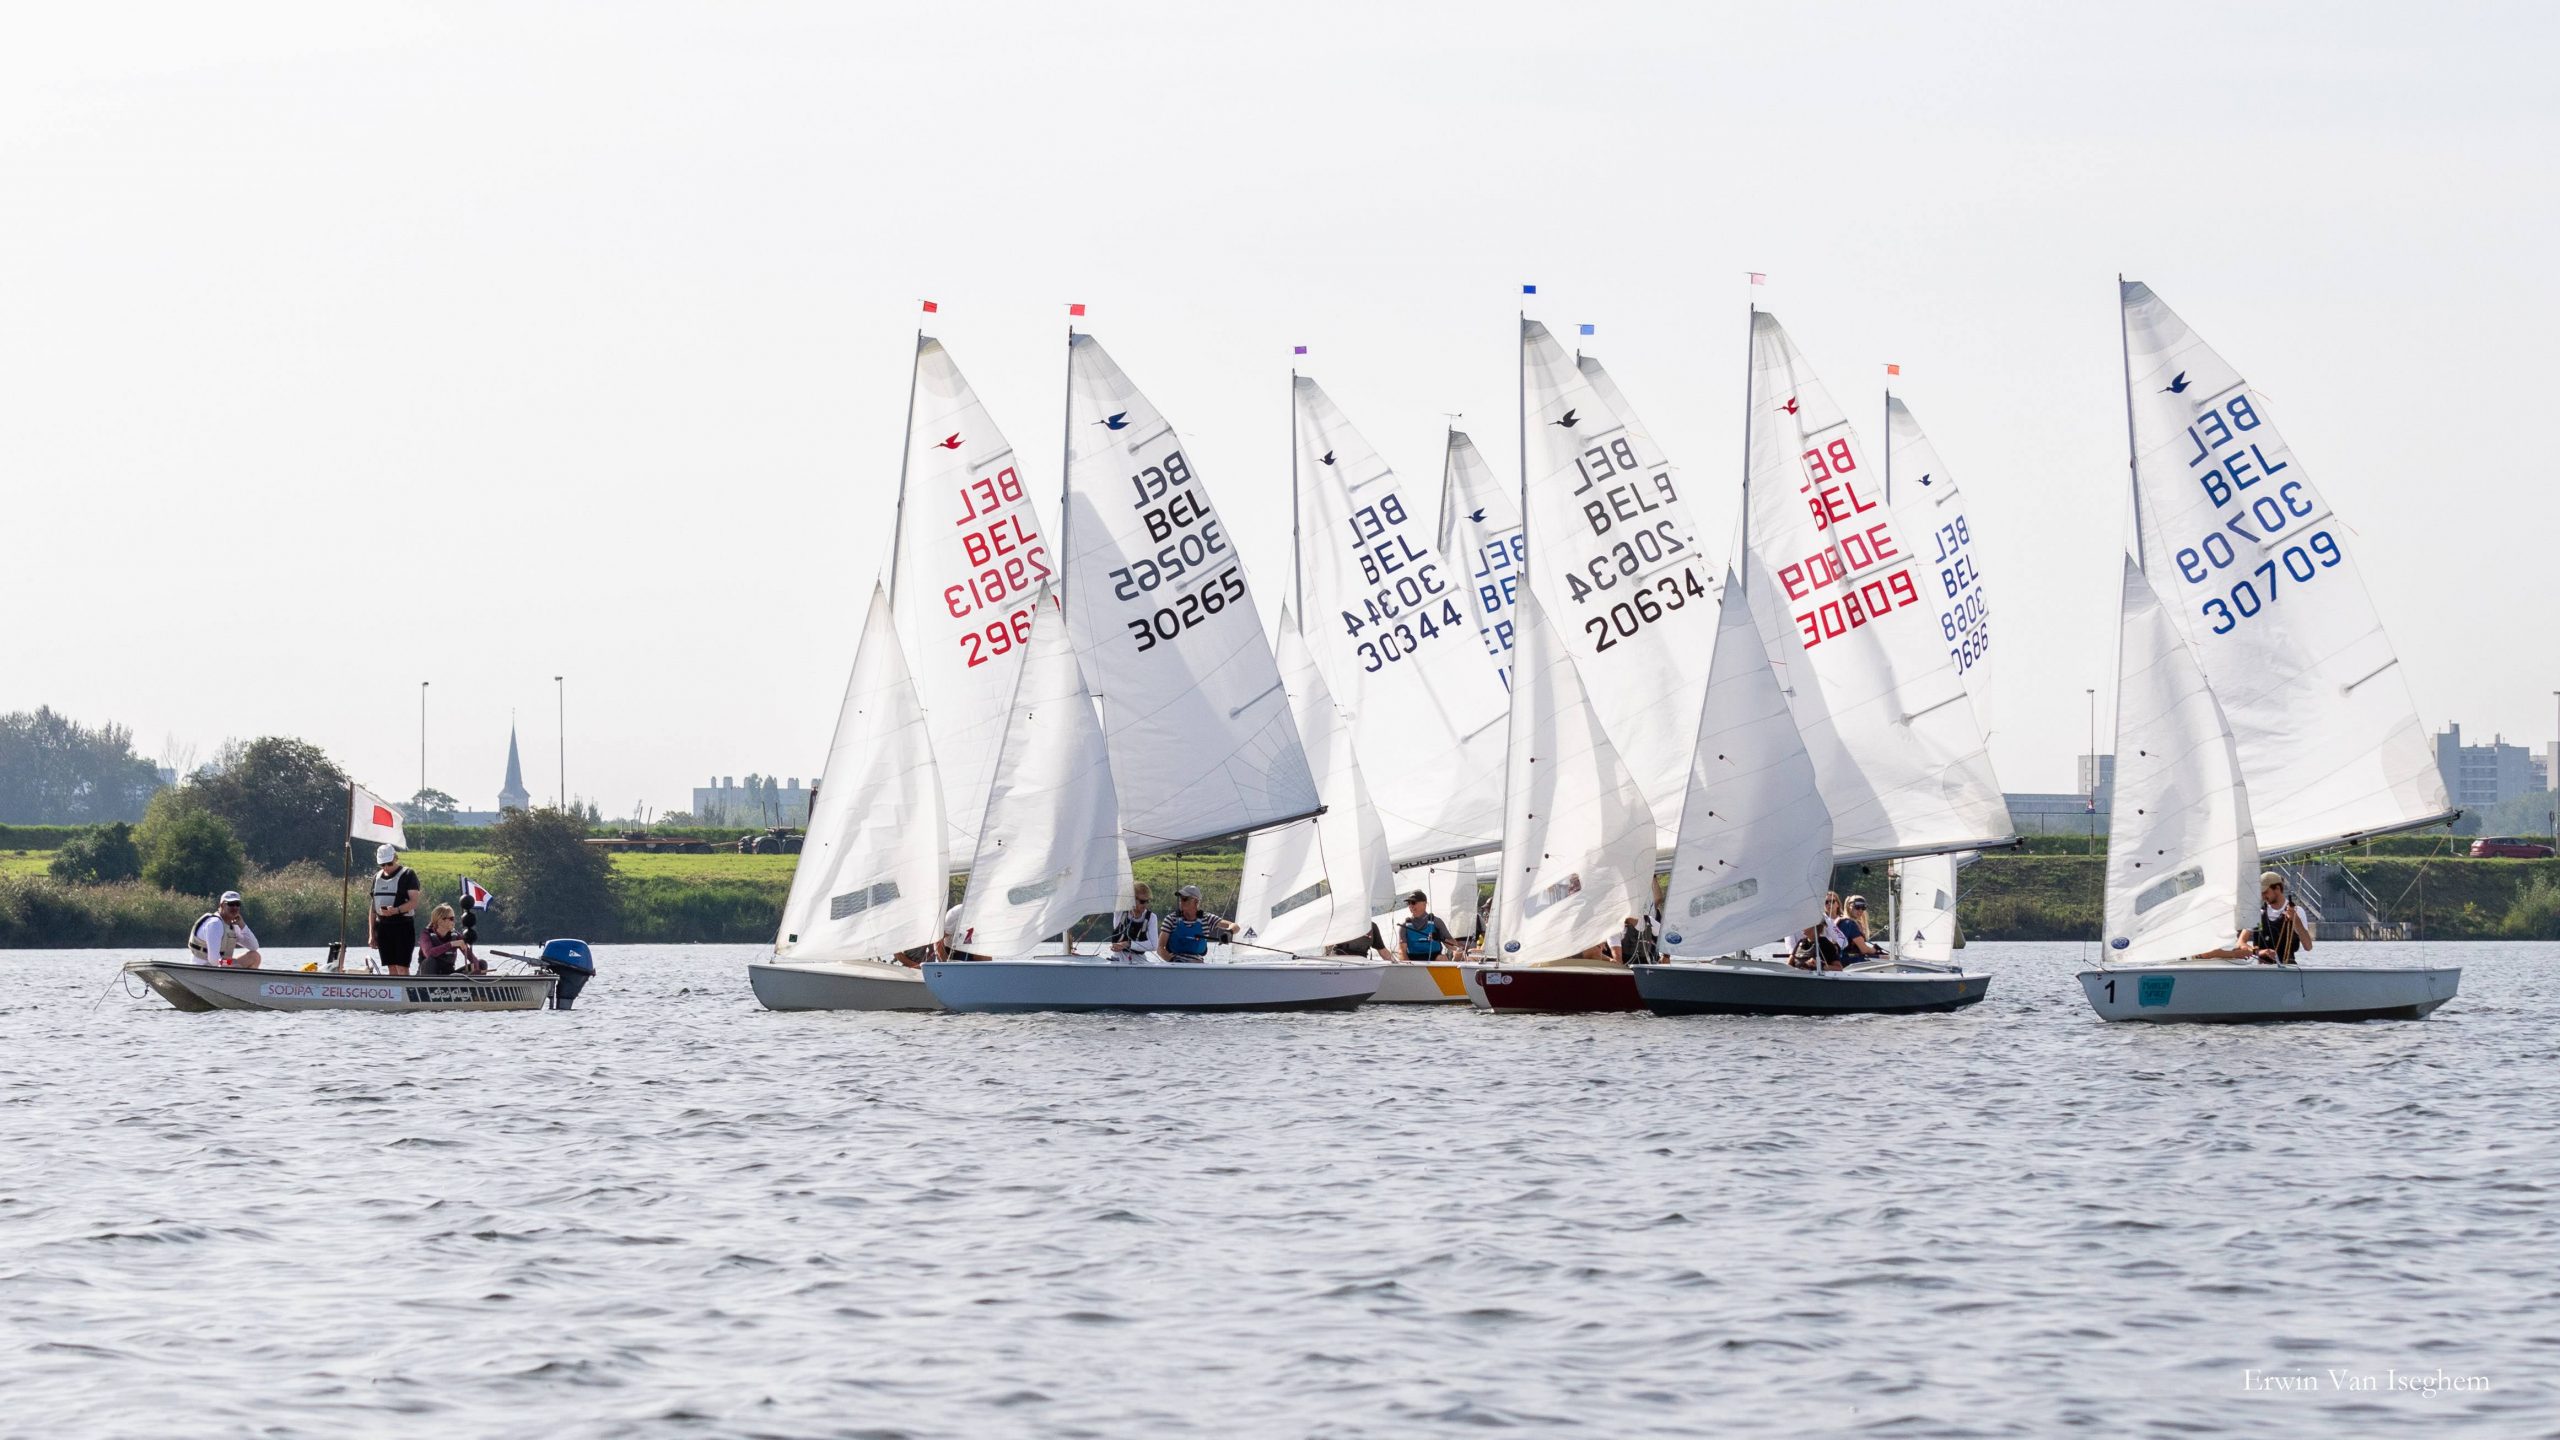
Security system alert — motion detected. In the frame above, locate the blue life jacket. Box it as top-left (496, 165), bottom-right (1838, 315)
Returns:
top-left (1164, 913), bottom-right (1215, 957)
top-left (1399, 913), bottom-right (1445, 958)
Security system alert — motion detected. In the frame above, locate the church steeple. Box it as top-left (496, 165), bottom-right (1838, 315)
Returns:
top-left (498, 723), bottom-right (531, 812)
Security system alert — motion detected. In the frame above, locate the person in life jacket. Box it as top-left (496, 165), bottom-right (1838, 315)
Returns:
top-left (1110, 883), bottom-right (1160, 957)
top-left (187, 890), bottom-right (264, 968)
top-left (2250, 871), bottom-right (2314, 965)
top-left (1157, 884), bottom-right (1234, 963)
top-left (367, 844), bottom-right (422, 975)
top-left (1396, 891), bottom-right (1454, 962)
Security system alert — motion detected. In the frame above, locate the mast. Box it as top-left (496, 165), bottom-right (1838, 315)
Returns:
top-left (1882, 382), bottom-right (1892, 505)
top-left (337, 781), bottom-right (353, 966)
top-left (1290, 369), bottom-right (1303, 618)
top-left (884, 329), bottom-right (924, 605)
top-left (2116, 274), bottom-right (2144, 563)
top-left (1738, 303), bottom-right (1756, 596)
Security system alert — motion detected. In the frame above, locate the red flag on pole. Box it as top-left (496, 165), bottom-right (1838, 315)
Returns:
top-left (1885, 363), bottom-right (1900, 376)
top-left (920, 300), bottom-right (938, 314)
top-left (1067, 303), bottom-right (1086, 317)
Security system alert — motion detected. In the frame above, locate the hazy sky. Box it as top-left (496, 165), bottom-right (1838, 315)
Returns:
top-left (7, 0), bottom-right (2556, 816)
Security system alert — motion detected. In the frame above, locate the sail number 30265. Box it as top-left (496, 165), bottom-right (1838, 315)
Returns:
top-left (1125, 566), bottom-right (1247, 653)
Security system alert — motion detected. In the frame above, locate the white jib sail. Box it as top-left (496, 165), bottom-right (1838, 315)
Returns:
top-left (955, 583), bottom-right (1133, 958)
top-left (2104, 558), bottom-right (2259, 966)
top-left (776, 583), bottom-right (951, 961)
top-left (1521, 325), bottom-right (1718, 847)
top-left (1436, 430), bottom-right (1526, 693)
top-left (888, 336), bottom-right (1052, 867)
top-left (1660, 570), bottom-right (1834, 960)
top-left (1491, 586), bottom-right (1660, 964)
top-left (1292, 377), bottom-right (1508, 864)
top-left (1062, 334), bottom-right (1319, 855)
top-left (2120, 280), bottom-right (2451, 856)
top-left (1235, 606), bottom-right (1398, 953)
top-left (1743, 311), bottom-right (2012, 862)
top-left (1884, 395), bottom-right (1994, 737)
top-left (1894, 853), bottom-right (1966, 964)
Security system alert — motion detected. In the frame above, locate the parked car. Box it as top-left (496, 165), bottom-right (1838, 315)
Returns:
top-left (2469, 836), bottom-right (2555, 859)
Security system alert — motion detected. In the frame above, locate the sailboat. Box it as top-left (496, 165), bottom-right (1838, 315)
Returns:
top-left (1881, 391), bottom-right (1994, 959)
top-left (2078, 281), bottom-right (2458, 1022)
top-left (748, 584), bottom-right (951, 1011)
top-left (1435, 428), bottom-right (1524, 693)
top-left (1635, 569), bottom-right (1989, 1014)
top-left (922, 584), bottom-right (1378, 1013)
top-left (749, 333), bottom-right (1042, 1011)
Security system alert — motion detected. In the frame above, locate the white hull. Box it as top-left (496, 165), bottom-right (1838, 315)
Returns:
top-left (921, 958), bottom-right (1380, 1014)
top-left (2078, 962), bottom-right (2460, 1023)
top-left (126, 960), bottom-right (555, 1013)
top-left (748, 957), bottom-right (941, 1012)
top-left (1364, 959), bottom-right (1481, 1005)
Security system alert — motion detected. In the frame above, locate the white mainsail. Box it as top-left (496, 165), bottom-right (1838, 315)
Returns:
top-left (954, 584), bottom-right (1133, 958)
top-left (1291, 376), bottom-right (1508, 864)
top-left (1235, 607), bottom-right (1398, 953)
top-left (1894, 854), bottom-right (1964, 965)
top-left (1491, 588), bottom-right (1660, 964)
top-left (1742, 311), bottom-right (2012, 862)
top-left (1660, 570), bottom-right (1834, 959)
top-left (1062, 333), bottom-right (1319, 854)
top-left (2119, 280), bottom-right (2452, 855)
top-left (1884, 395), bottom-right (1994, 735)
top-left (1883, 395), bottom-right (1995, 955)
top-left (887, 336), bottom-right (1051, 866)
top-left (776, 583), bottom-right (950, 961)
top-left (1520, 324), bottom-right (1717, 845)
top-left (2103, 558), bottom-right (2258, 966)
top-left (1376, 860), bottom-right (1482, 942)
top-left (1435, 429), bottom-right (1525, 692)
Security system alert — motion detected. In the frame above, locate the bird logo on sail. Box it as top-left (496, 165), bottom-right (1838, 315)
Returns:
top-left (1919, 473), bottom-right (1934, 487)
top-left (1551, 409), bottom-right (1579, 429)
top-left (2162, 372), bottom-right (2190, 394)
top-left (1782, 396), bottom-right (1800, 415)
top-left (935, 434), bottom-right (962, 450)
top-left (1468, 508), bottom-right (1486, 523)
top-left (1319, 450), bottom-right (1336, 466)
top-left (1098, 412), bottom-right (1130, 430)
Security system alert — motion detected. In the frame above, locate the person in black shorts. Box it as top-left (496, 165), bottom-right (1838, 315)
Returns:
top-left (368, 844), bottom-right (421, 974)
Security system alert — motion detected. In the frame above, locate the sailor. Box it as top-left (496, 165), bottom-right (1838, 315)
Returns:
top-left (1329, 920), bottom-right (1387, 957)
top-left (367, 844), bottom-right (421, 975)
top-left (1796, 892), bottom-right (1845, 970)
top-left (939, 901), bottom-right (989, 962)
top-left (1158, 884), bottom-right (1234, 963)
top-left (1396, 891), bottom-right (1455, 963)
top-left (2251, 871), bottom-right (2314, 965)
top-left (1110, 883), bottom-right (1160, 956)
top-left (187, 890), bottom-right (264, 968)
top-left (1836, 895), bottom-right (1884, 963)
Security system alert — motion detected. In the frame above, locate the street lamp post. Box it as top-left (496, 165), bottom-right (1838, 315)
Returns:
top-left (2086, 687), bottom-right (2098, 853)
top-left (2550, 690), bottom-right (2558, 847)
top-left (554, 676), bottom-right (566, 813)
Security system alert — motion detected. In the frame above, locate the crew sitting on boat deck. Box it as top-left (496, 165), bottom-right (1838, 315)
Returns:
top-left (1159, 885), bottom-right (1235, 963)
top-left (417, 904), bottom-right (482, 976)
top-left (1110, 883), bottom-right (1160, 957)
top-left (1329, 920), bottom-right (1387, 958)
top-left (188, 890), bottom-right (263, 969)
top-left (940, 901), bottom-right (990, 962)
top-left (2252, 871), bottom-right (2313, 964)
top-left (1396, 891), bottom-right (1455, 963)
top-left (1836, 896), bottom-right (1884, 963)
top-left (1793, 892), bottom-right (1846, 970)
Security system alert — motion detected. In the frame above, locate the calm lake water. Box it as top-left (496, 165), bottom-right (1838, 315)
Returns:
top-left (2, 942), bottom-right (2551, 1438)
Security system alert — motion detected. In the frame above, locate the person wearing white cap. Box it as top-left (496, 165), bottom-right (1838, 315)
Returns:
top-left (367, 843), bottom-right (421, 975)
top-left (186, 891), bottom-right (263, 968)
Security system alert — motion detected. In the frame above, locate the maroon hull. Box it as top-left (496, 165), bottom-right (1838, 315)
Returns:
top-left (1475, 964), bottom-right (1642, 1013)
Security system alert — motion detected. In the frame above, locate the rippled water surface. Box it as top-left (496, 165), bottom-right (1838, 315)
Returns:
top-left (4, 942), bottom-right (2553, 1438)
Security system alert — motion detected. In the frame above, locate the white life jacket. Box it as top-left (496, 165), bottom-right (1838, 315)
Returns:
top-left (372, 866), bottom-right (415, 917)
top-left (187, 912), bottom-right (221, 960)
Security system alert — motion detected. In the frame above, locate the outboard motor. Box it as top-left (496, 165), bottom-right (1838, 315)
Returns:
top-left (528, 938), bottom-right (596, 1010)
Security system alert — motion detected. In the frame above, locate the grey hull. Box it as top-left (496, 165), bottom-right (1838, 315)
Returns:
top-left (1635, 963), bottom-right (1990, 1016)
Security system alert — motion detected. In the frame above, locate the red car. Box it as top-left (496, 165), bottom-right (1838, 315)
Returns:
top-left (2470, 836), bottom-right (2556, 859)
